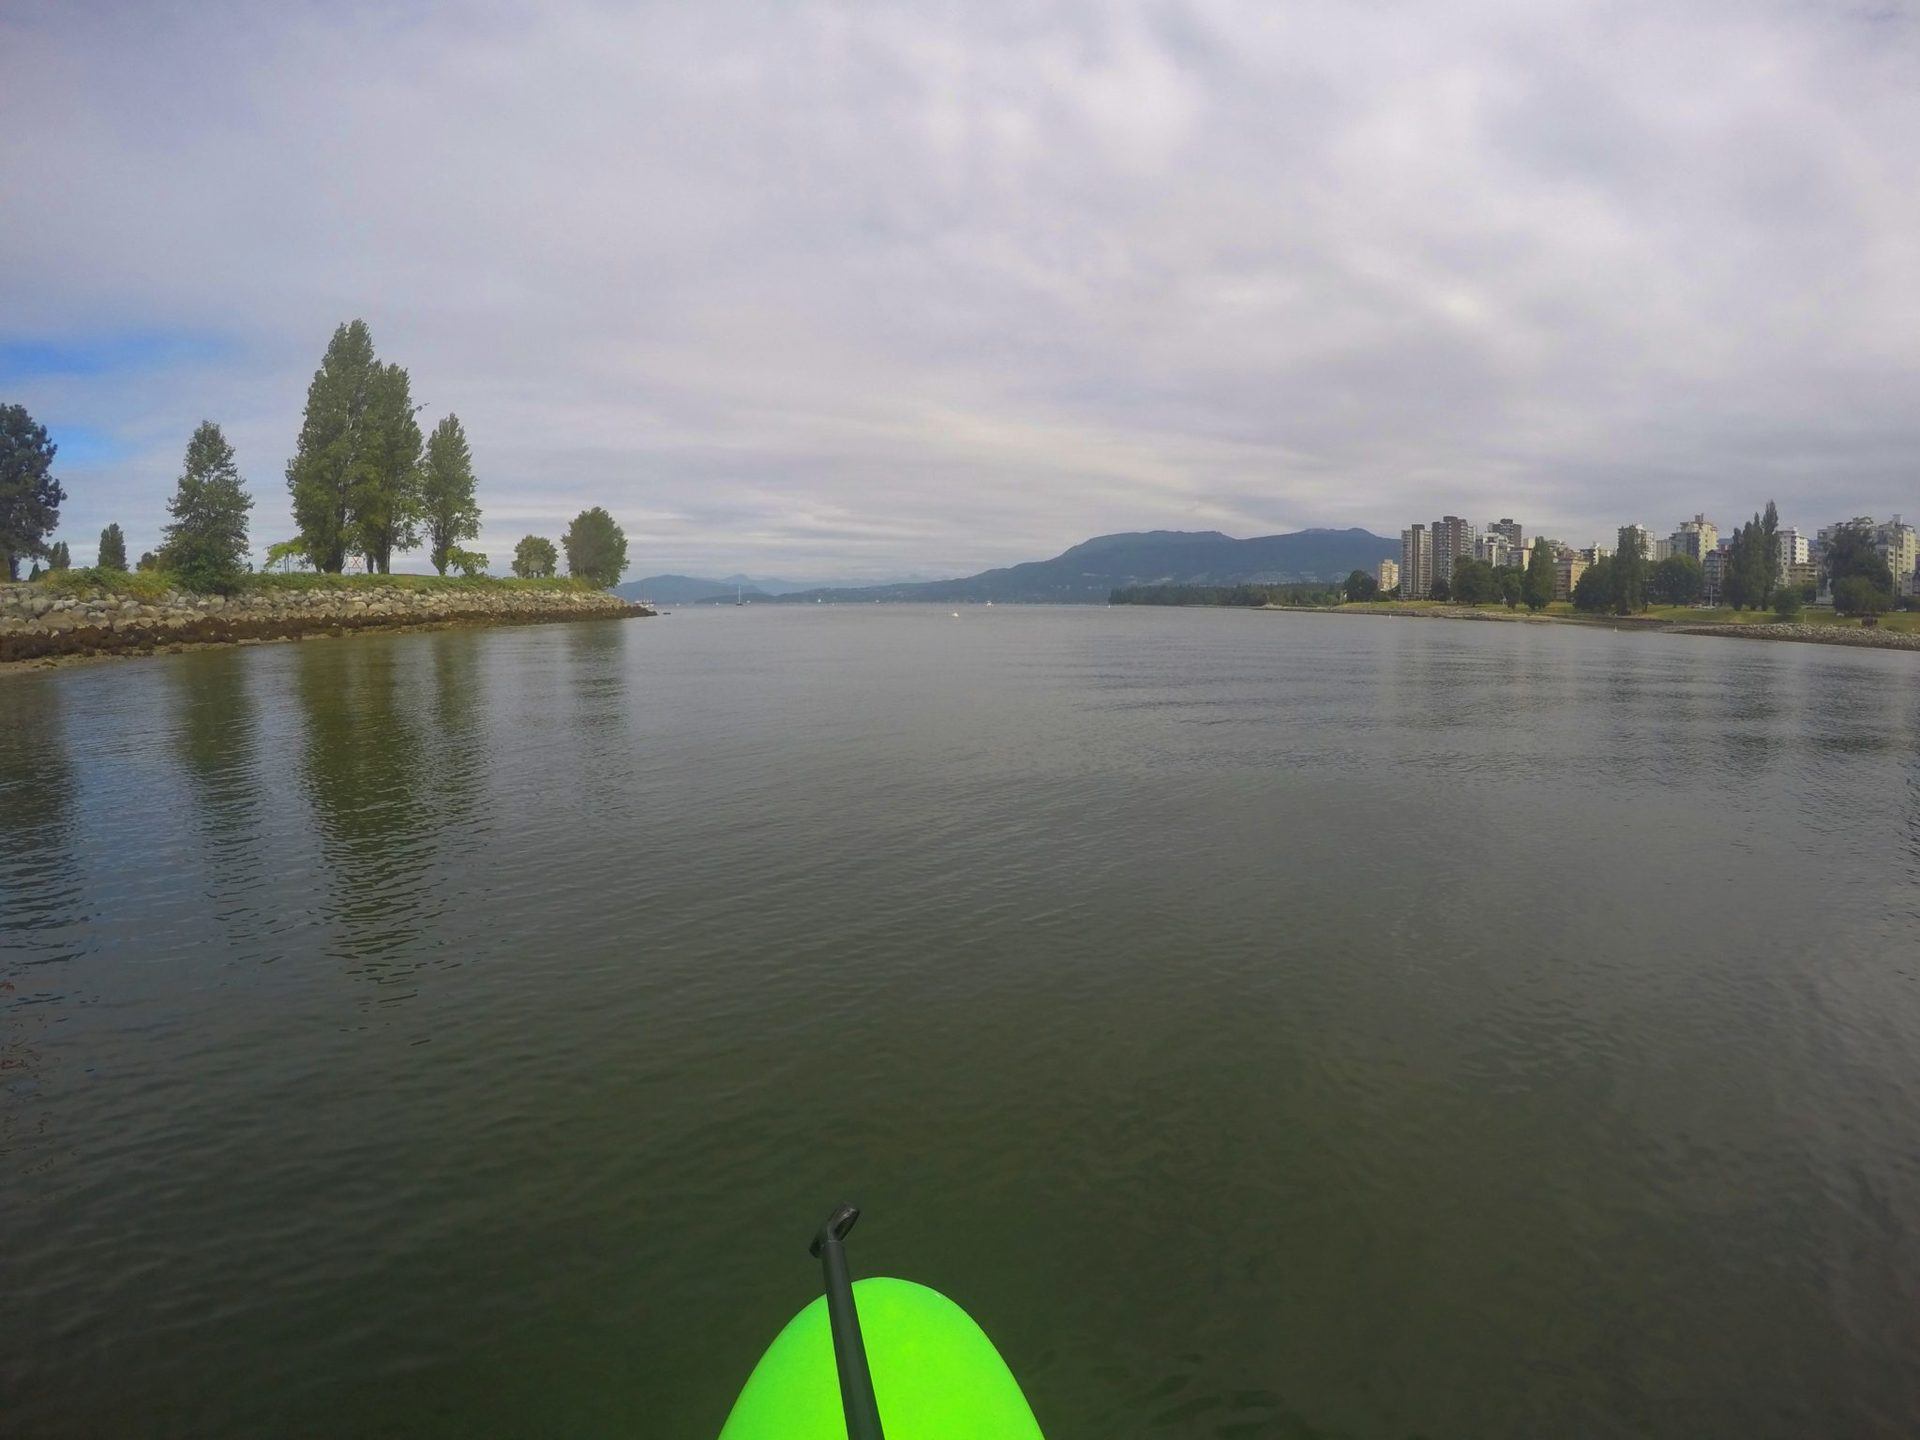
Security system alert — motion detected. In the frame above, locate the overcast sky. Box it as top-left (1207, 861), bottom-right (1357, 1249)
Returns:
top-left (3, 0), bottom-right (1917, 578)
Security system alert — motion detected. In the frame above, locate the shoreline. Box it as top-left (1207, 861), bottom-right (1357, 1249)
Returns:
top-left (0, 580), bottom-right (653, 673)
top-left (1256, 602), bottom-right (1920, 653)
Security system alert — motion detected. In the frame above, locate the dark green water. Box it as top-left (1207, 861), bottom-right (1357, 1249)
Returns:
top-left (5, 607), bottom-right (1920, 1438)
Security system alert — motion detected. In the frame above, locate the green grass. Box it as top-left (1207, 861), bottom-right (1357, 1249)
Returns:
top-left (29, 567), bottom-right (597, 599)
top-left (239, 571), bottom-right (595, 594)
top-left (37, 567), bottom-right (176, 601)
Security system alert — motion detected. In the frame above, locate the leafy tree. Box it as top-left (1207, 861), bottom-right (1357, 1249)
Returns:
top-left (1, 403), bottom-right (64, 580)
top-left (1611, 526), bottom-right (1647, 615)
top-left (136, 550), bottom-right (159, 571)
top-left (1111, 582), bottom-right (1343, 606)
top-left (447, 547), bottom-right (489, 577)
top-left (1343, 568), bottom-right (1378, 602)
top-left (264, 538), bottom-right (310, 572)
top-left (1450, 557), bottom-right (1498, 604)
top-left (1834, 575), bottom-right (1890, 618)
top-left (1649, 554), bottom-right (1703, 605)
top-left (1428, 573), bottom-right (1451, 602)
top-left (163, 421), bottom-right (253, 592)
top-left (1773, 584), bottom-right (1803, 621)
top-left (563, 507), bottom-right (627, 587)
top-left (98, 522), bottom-right (128, 570)
top-left (1523, 542), bottom-right (1556, 610)
top-left (351, 360), bottom-right (423, 573)
top-left (420, 413), bottom-right (481, 575)
top-left (28, 562), bottom-right (41, 580)
top-left (1822, 520), bottom-right (1893, 607)
top-left (286, 320), bottom-right (378, 573)
top-left (1499, 568), bottom-right (1522, 609)
top-left (1572, 556), bottom-right (1617, 612)
top-left (48, 540), bottom-right (71, 571)
top-left (512, 534), bottom-right (558, 579)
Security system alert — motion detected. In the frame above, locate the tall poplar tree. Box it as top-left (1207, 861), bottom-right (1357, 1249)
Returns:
top-left (1723, 503), bottom-right (1779, 611)
top-left (1523, 541), bottom-right (1556, 610)
top-left (420, 414), bottom-right (481, 575)
top-left (286, 321), bottom-right (377, 573)
top-left (1755, 500), bottom-right (1779, 608)
top-left (1611, 526), bottom-right (1646, 614)
top-left (1, 403), bottom-right (64, 581)
top-left (351, 360), bottom-right (423, 573)
top-left (164, 422), bottom-right (254, 591)
top-left (98, 523), bottom-right (128, 570)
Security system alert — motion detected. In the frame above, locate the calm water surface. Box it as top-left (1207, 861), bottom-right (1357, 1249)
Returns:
top-left (5, 607), bottom-right (1920, 1438)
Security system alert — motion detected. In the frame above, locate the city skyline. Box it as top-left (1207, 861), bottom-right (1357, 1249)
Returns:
top-left (1391, 507), bottom-right (1919, 603)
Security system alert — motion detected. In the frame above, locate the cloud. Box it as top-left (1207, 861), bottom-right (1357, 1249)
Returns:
top-left (3, 0), bottom-right (1917, 573)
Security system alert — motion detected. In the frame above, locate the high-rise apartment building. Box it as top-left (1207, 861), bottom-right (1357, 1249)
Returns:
top-left (1490, 518), bottom-right (1524, 550)
top-left (1883, 517), bottom-right (1918, 598)
top-left (1430, 516), bottom-right (1478, 585)
top-left (1703, 546), bottom-right (1731, 605)
top-left (1475, 532), bottom-right (1513, 567)
top-left (1553, 553), bottom-right (1587, 601)
top-left (1774, 527), bottom-right (1809, 581)
top-left (1400, 525), bottom-right (1432, 599)
top-left (1670, 514), bottom-right (1718, 564)
top-left (1618, 523), bottom-right (1654, 560)
top-left (1377, 557), bottom-right (1400, 594)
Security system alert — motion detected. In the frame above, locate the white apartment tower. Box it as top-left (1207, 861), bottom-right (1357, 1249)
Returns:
top-left (1774, 527), bottom-right (1809, 582)
top-left (1884, 517), bottom-right (1919, 598)
top-left (1400, 525), bottom-right (1433, 599)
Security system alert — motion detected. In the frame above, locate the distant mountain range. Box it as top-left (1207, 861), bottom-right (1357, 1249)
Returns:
top-left (748, 528), bottom-right (1399, 604)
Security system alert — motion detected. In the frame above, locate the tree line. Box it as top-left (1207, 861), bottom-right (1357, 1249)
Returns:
top-left (1110, 581), bottom-right (1346, 607)
top-left (2, 321), bottom-right (633, 590)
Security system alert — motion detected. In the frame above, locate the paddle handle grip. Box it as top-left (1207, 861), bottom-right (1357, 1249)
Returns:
top-left (811, 1204), bottom-right (886, 1440)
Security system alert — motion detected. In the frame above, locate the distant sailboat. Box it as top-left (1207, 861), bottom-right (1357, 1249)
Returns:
top-left (736, 584), bottom-right (744, 607)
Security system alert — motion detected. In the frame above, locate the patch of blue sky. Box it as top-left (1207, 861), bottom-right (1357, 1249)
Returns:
top-left (0, 329), bottom-right (236, 382)
top-left (51, 426), bottom-right (133, 466)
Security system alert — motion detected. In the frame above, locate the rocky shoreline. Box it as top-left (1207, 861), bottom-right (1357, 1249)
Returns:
top-left (1266, 602), bottom-right (1920, 653)
top-left (0, 581), bottom-right (652, 667)
top-left (1670, 621), bottom-right (1920, 651)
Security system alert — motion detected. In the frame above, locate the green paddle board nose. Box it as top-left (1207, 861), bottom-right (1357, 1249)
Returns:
top-left (718, 1276), bottom-right (1045, 1439)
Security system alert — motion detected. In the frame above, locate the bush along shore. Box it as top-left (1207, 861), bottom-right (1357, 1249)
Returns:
top-left (0, 571), bottom-right (651, 666)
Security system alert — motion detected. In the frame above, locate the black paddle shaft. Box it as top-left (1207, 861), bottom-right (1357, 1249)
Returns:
top-left (810, 1204), bottom-right (886, 1440)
